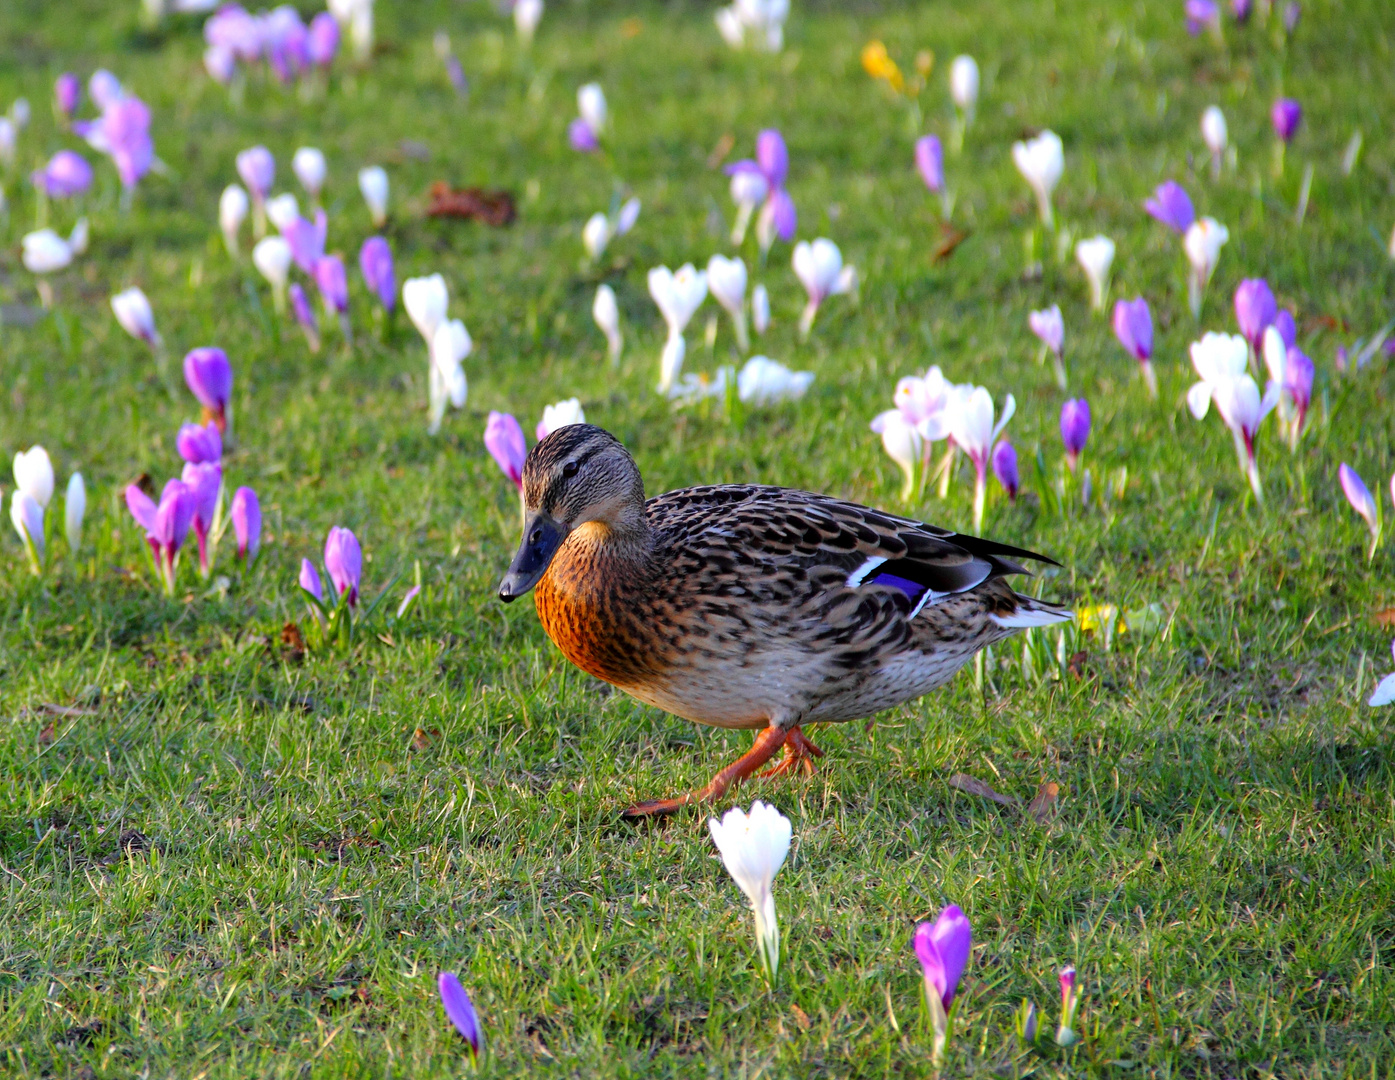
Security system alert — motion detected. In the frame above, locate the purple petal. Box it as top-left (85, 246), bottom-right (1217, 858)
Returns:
top-left (438, 972), bottom-right (483, 1056)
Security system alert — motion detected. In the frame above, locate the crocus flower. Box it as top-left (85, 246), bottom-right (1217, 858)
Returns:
top-left (947, 386), bottom-right (1016, 529)
top-left (593, 283), bottom-right (622, 364)
top-left (537, 398), bottom-right (586, 440)
top-left (429, 320), bottom-right (471, 433)
top-left (205, 47), bottom-right (237, 86)
top-left (358, 236), bottom-right (395, 311)
top-left (438, 973), bottom-right (483, 1064)
top-left (21, 228), bottom-right (75, 277)
top-left (127, 479), bottom-right (196, 594)
top-left (1188, 331), bottom-right (1279, 500)
top-left (582, 212), bottom-right (612, 261)
top-left (1273, 309), bottom-right (1297, 349)
top-left (514, 0), bottom-right (543, 44)
top-left (266, 193), bottom-right (301, 234)
top-left (738, 356), bottom-right (813, 405)
top-left (299, 558), bottom-right (323, 602)
top-left (914, 905), bottom-right (972, 1066)
top-left (290, 283), bottom-right (321, 352)
top-left (1060, 398), bottom-right (1091, 470)
top-left (313, 254), bottom-right (349, 317)
top-left (992, 440), bottom-right (1019, 501)
top-left (648, 264), bottom-right (708, 395)
top-left (111, 287), bottom-right (162, 350)
top-left (184, 347), bottom-right (233, 432)
top-left (915, 134), bottom-right (944, 193)
top-left (1143, 180), bottom-right (1194, 234)
top-left (708, 800), bottom-right (791, 982)
top-left (98, 95), bottom-right (153, 190)
top-left (949, 55), bottom-right (979, 115)
top-left (220, 184), bottom-right (250, 255)
top-left (1232, 0), bottom-right (1252, 21)
top-left (1234, 278), bottom-right (1277, 356)
top-left (707, 254), bottom-right (749, 352)
top-left (577, 82), bottom-right (606, 136)
top-left (88, 69), bottom-right (123, 109)
top-left (1282, 1), bottom-right (1300, 34)
top-left (237, 145), bottom-right (275, 233)
top-left (1201, 105), bottom-right (1227, 178)
top-left (1369, 641), bottom-right (1395, 708)
top-left (870, 409), bottom-right (922, 503)
top-left (1183, 217), bottom-right (1228, 318)
top-left (1272, 98), bottom-right (1302, 143)
top-left (324, 526), bottom-right (362, 606)
top-left (403, 273), bottom-right (449, 345)
top-left (1056, 967), bottom-right (1081, 1047)
top-left (205, 5), bottom-right (261, 61)
top-left (728, 129), bottom-right (797, 254)
top-left (1185, 0), bottom-right (1220, 36)
top-left (1012, 130), bottom-right (1064, 229)
top-left (792, 238), bottom-right (856, 338)
top-left (307, 11), bottom-right (340, 67)
top-left (1112, 297), bottom-right (1156, 396)
top-left (177, 421), bottom-right (222, 465)
top-left (11, 491), bottom-right (45, 573)
top-left (1262, 328), bottom-right (1313, 451)
top-left (231, 486), bottom-right (261, 562)
top-left (727, 167), bottom-right (769, 245)
top-left (485, 412), bottom-right (527, 491)
top-left (65, 473), bottom-right (86, 555)
top-left (358, 166), bottom-right (388, 227)
top-left (292, 147), bottom-right (327, 200)
top-left (182, 461), bottom-right (222, 575)
top-left (752, 284), bottom-right (770, 335)
top-left (253, 236), bottom-right (292, 313)
top-left (1075, 235), bottom-right (1115, 312)
top-left (55, 73), bottom-right (81, 119)
top-left (14, 446), bottom-right (54, 508)
top-left (1339, 463), bottom-right (1380, 559)
top-left (567, 117), bottom-right (599, 153)
top-left (31, 151), bottom-right (92, 199)
top-left (328, 0), bottom-right (373, 61)
top-left (1028, 305), bottom-right (1066, 389)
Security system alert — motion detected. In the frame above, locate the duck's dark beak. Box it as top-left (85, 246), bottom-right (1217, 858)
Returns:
top-left (498, 511), bottom-right (565, 602)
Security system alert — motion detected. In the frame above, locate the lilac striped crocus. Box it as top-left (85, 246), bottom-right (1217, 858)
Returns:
top-left (1234, 278), bottom-right (1277, 355)
top-left (992, 440), bottom-right (1019, 501)
top-left (359, 236), bottom-right (395, 311)
top-left (485, 411), bottom-right (528, 492)
top-left (299, 558), bottom-right (323, 601)
top-left (915, 905), bottom-right (972, 1066)
top-left (324, 526), bottom-right (362, 607)
top-left (182, 462), bottom-right (222, 575)
top-left (177, 421), bottom-right (222, 464)
top-left (230, 487), bottom-right (260, 562)
top-left (126, 479), bottom-right (196, 594)
top-left (439, 973), bottom-right (484, 1064)
top-left (1060, 399), bottom-right (1091, 471)
top-left (184, 347), bottom-right (233, 432)
top-left (915, 134), bottom-right (943, 193)
top-left (1143, 180), bottom-right (1194, 234)
top-left (1112, 297), bottom-right (1156, 396)
top-left (55, 73), bottom-right (81, 119)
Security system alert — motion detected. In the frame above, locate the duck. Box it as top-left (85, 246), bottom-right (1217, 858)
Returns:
top-left (497, 424), bottom-right (1070, 817)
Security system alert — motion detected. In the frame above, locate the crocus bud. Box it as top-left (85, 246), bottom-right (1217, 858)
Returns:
top-left (252, 236), bottom-right (293, 312)
top-left (567, 118), bottom-right (599, 153)
top-left (914, 905), bottom-right (973, 1067)
top-left (358, 165), bottom-right (388, 227)
top-left (1074, 235), bottom-right (1115, 312)
top-left (13, 446), bottom-right (55, 507)
top-left (65, 473), bottom-right (86, 555)
top-left (429, 319), bottom-right (471, 431)
top-left (1112, 297), bottom-right (1156, 396)
top-left (236, 145), bottom-right (274, 200)
top-left (324, 526), bottom-right (362, 606)
top-left (299, 558), bottom-right (323, 601)
top-left (292, 146), bottom-right (327, 199)
top-left (1028, 305), bottom-right (1064, 356)
top-left (231, 486), bottom-right (261, 562)
top-left (55, 73), bottom-right (81, 119)
top-left (537, 398), bottom-right (586, 440)
top-left (89, 69), bottom-right (123, 110)
top-left (266, 193), bottom-right (301, 234)
top-left (1016, 999), bottom-right (1038, 1046)
top-left (307, 11), bottom-right (340, 67)
top-left (284, 211), bottom-right (327, 274)
top-left (615, 196), bottom-right (640, 235)
top-left (182, 461), bottom-right (222, 575)
top-left (707, 254), bottom-right (749, 351)
top-left (403, 273), bottom-right (449, 344)
top-left (485, 412), bottom-right (527, 490)
top-left (10, 491), bottom-right (45, 571)
top-left (21, 229), bottom-right (74, 275)
top-left (592, 284), bottom-right (622, 364)
top-left (1143, 180), bottom-right (1194, 234)
top-left (1184, 217), bottom-right (1229, 318)
top-left (183, 347), bottom-right (233, 432)
top-left (31, 151), bottom-right (93, 199)
top-left (1011, 129), bottom-right (1064, 228)
top-left (1339, 463), bottom-right (1380, 553)
top-left (111, 287), bottom-right (161, 350)
top-left (1060, 399), bottom-right (1091, 470)
top-left (290, 283), bottom-right (320, 351)
top-left (1055, 966), bottom-right (1080, 1047)
top-left (792, 238), bottom-right (852, 338)
top-left (752, 284), bottom-right (770, 335)
top-left (358, 236), bottom-right (395, 310)
top-left (439, 973), bottom-right (484, 1064)
top-left (949, 55), bottom-right (979, 113)
top-left (577, 82), bottom-right (606, 136)
top-left (67, 218), bottom-right (89, 257)
top-left (220, 184), bottom-right (249, 255)
top-left (205, 47), bottom-right (236, 85)
top-left (1271, 98), bottom-right (1302, 143)
top-left (992, 440), bottom-right (1019, 501)
top-left (658, 334), bottom-right (686, 396)
top-left (869, 409), bottom-right (922, 503)
top-left (582, 213), bottom-right (612, 261)
top-left (177, 421), bottom-right (223, 464)
top-left (1234, 278), bottom-right (1277, 354)
top-left (1185, 0), bottom-right (1220, 35)
top-left (914, 134), bottom-right (944, 193)
top-left (1202, 105), bottom-right (1227, 158)
top-left (312, 254), bottom-right (349, 315)
top-left (514, 0), bottom-right (543, 43)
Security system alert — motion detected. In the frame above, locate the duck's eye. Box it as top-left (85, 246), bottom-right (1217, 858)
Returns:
top-left (562, 461), bottom-right (579, 478)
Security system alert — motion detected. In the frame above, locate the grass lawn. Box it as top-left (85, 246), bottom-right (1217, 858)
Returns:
top-left (2, 0), bottom-right (1395, 1075)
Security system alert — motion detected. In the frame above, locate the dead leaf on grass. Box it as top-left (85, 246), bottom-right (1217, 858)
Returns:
top-left (1372, 607), bottom-right (1395, 629)
top-left (426, 182), bottom-right (517, 226)
top-left (790, 1003), bottom-right (811, 1032)
top-left (932, 224), bottom-right (970, 262)
top-left (948, 773), bottom-right (1016, 807)
top-left (1027, 781), bottom-right (1060, 825)
top-left (38, 721), bottom-right (57, 746)
top-left (706, 132), bottom-right (735, 169)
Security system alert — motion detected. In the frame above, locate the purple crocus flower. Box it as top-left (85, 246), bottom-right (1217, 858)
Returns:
top-left (1056, 966), bottom-right (1081, 1046)
top-left (206, 4), bottom-right (263, 62)
top-left (1271, 99), bottom-right (1302, 143)
top-left (205, 47), bottom-right (237, 86)
top-left (446, 56), bottom-right (469, 97)
top-left (236, 145), bottom-right (275, 200)
top-left (289, 283), bottom-right (319, 348)
top-left (439, 973), bottom-right (484, 1062)
top-left (485, 411), bottom-right (528, 490)
top-left (913, 904), bottom-right (972, 1009)
top-left (915, 135), bottom-right (944, 193)
top-left (284, 211), bottom-right (327, 273)
top-left (568, 118), bottom-right (599, 153)
top-left (1284, 345), bottom-right (1314, 433)
top-left (1185, 0), bottom-right (1220, 35)
top-left (263, 6), bottom-right (308, 83)
top-left (1231, 0), bottom-right (1252, 21)
top-left (184, 347), bottom-right (233, 432)
top-left (1143, 180), bottom-right (1194, 234)
top-left (1060, 398), bottom-right (1091, 470)
top-left (1273, 308), bottom-right (1296, 349)
top-left (31, 151), bottom-right (93, 199)
top-left (104, 96), bottom-right (154, 189)
top-left (324, 526), bottom-right (362, 606)
top-left (89, 69), bottom-right (123, 110)
top-left (177, 421), bottom-right (223, 464)
top-left (313, 254), bottom-right (349, 315)
top-left (358, 236), bottom-right (395, 310)
top-left (767, 188), bottom-right (797, 242)
top-left (231, 486), bottom-right (261, 562)
top-left (755, 130), bottom-right (789, 189)
top-left (1234, 279), bottom-right (1277, 353)
top-left (126, 479), bottom-right (196, 591)
top-left (182, 462), bottom-right (223, 574)
top-left (1028, 306), bottom-right (1064, 356)
top-left (55, 73), bottom-right (81, 118)
top-left (1112, 298), bottom-right (1153, 362)
top-left (727, 129), bottom-right (797, 246)
top-left (992, 440), bottom-right (1019, 502)
top-left (306, 12), bottom-right (340, 68)
top-left (299, 558), bottom-right (323, 601)
top-left (1339, 464), bottom-right (1378, 532)
top-left (1282, 1), bottom-right (1300, 34)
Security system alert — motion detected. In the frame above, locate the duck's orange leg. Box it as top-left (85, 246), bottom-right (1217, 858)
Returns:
top-left (621, 725), bottom-right (788, 819)
top-left (754, 725), bottom-right (824, 780)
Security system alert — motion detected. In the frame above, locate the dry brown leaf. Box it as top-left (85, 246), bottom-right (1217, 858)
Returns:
top-left (706, 132), bottom-right (735, 170)
top-left (932, 224), bottom-right (970, 263)
top-left (790, 1004), bottom-right (811, 1032)
top-left (426, 182), bottom-right (517, 226)
top-left (1373, 608), bottom-right (1395, 629)
top-left (38, 722), bottom-right (57, 746)
top-left (1027, 782), bottom-right (1060, 825)
top-left (948, 773), bottom-right (1017, 807)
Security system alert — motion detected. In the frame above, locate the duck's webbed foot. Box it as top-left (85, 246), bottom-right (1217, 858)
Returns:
top-left (621, 724), bottom-right (788, 819)
top-left (754, 725), bottom-right (824, 780)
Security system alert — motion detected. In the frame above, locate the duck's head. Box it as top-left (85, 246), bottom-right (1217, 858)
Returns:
top-left (497, 424), bottom-right (646, 602)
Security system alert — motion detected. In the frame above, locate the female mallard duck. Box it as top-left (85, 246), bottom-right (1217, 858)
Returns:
top-left (498, 424), bottom-right (1069, 817)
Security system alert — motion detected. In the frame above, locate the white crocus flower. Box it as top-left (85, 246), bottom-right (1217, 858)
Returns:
top-left (1201, 106), bottom-right (1227, 178)
top-left (1183, 217), bottom-right (1229, 318)
top-left (1188, 332), bottom-right (1278, 501)
top-left (1074, 235), bottom-right (1115, 312)
top-left (21, 229), bottom-right (73, 275)
top-left (708, 800), bottom-right (791, 981)
top-left (1370, 641), bottom-right (1395, 707)
top-left (0, 118), bottom-right (15, 168)
top-left (648, 264), bottom-right (708, 337)
top-left (738, 356), bottom-right (812, 406)
top-left (538, 398), bottom-right (586, 439)
top-left (615, 196), bottom-right (641, 235)
top-left (946, 386), bottom-right (1015, 530)
top-left (111, 287), bottom-right (161, 350)
top-left (751, 284), bottom-right (770, 335)
top-left (949, 55), bottom-right (980, 114)
top-left (329, 0), bottom-right (374, 60)
top-left (514, 0), bottom-right (543, 44)
top-left (65, 473), bottom-right (86, 555)
top-left (403, 273), bottom-right (450, 345)
top-left (707, 254), bottom-right (749, 352)
top-left (265, 193), bottom-right (300, 234)
top-left (358, 166), bottom-right (389, 228)
top-left (593, 284), bottom-right (622, 365)
top-left (14, 446), bottom-right (55, 508)
top-left (792, 239), bottom-right (855, 338)
top-left (582, 213), bottom-right (612, 262)
top-left (870, 409), bottom-right (923, 504)
top-left (292, 147), bottom-right (327, 200)
top-left (658, 334), bottom-right (687, 396)
top-left (729, 169), bottom-right (769, 245)
top-left (428, 319), bottom-right (471, 433)
top-left (715, 6), bottom-right (745, 48)
top-left (219, 184), bottom-right (250, 255)
top-left (11, 491), bottom-right (45, 573)
top-left (67, 218), bottom-right (89, 257)
top-left (252, 236), bottom-right (293, 313)
top-left (1011, 130), bottom-right (1064, 229)
top-left (577, 83), bottom-right (606, 136)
